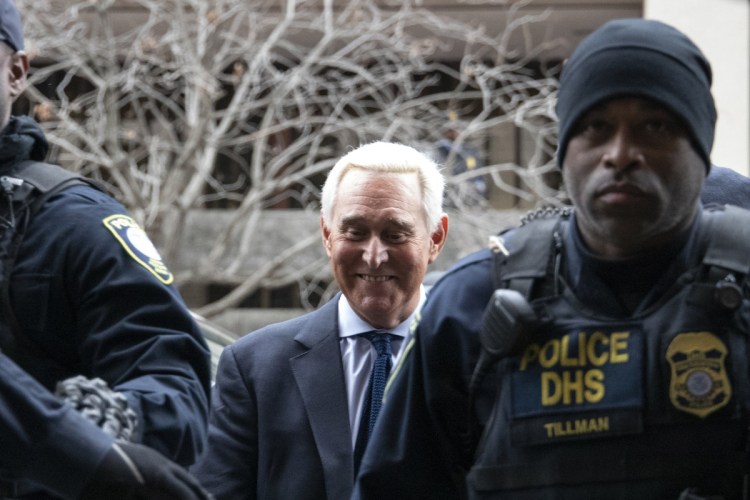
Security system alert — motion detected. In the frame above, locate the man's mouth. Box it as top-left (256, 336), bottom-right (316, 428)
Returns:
top-left (358, 274), bottom-right (393, 282)
top-left (595, 182), bottom-right (649, 205)
top-left (597, 182), bottom-right (646, 196)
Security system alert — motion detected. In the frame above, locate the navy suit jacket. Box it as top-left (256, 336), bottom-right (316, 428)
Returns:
top-left (191, 296), bottom-right (354, 499)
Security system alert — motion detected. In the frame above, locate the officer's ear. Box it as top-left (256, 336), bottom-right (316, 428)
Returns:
top-left (7, 50), bottom-right (28, 98)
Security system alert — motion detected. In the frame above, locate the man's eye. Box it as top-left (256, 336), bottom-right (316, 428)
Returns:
top-left (575, 119), bottom-right (609, 138)
top-left (344, 229), bottom-right (366, 239)
top-left (642, 117), bottom-right (687, 140)
top-left (644, 119), bottom-right (668, 132)
top-left (583, 120), bottom-right (608, 133)
top-left (386, 232), bottom-right (408, 243)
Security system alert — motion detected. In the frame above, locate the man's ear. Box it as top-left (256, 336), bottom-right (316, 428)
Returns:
top-left (8, 51), bottom-right (28, 98)
top-left (320, 214), bottom-right (333, 257)
top-left (427, 214), bottom-right (449, 264)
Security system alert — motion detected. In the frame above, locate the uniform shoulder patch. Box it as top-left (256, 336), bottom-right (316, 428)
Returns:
top-left (102, 214), bottom-right (174, 285)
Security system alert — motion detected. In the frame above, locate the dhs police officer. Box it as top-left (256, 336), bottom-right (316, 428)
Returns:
top-left (0, 1), bottom-right (210, 497)
top-left (354, 19), bottom-right (750, 499)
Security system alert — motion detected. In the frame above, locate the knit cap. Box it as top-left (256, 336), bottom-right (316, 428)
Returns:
top-left (555, 18), bottom-right (716, 170)
top-left (0, 0), bottom-right (23, 52)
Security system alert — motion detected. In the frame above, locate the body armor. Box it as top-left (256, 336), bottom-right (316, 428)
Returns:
top-left (469, 207), bottom-right (750, 499)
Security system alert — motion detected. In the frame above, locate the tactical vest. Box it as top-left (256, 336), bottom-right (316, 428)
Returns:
top-left (0, 160), bottom-right (93, 370)
top-left (467, 206), bottom-right (750, 500)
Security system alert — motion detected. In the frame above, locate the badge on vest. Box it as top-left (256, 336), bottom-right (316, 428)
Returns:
top-left (666, 332), bottom-right (731, 418)
top-left (103, 214), bottom-right (174, 285)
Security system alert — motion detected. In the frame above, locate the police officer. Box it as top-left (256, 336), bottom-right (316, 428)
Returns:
top-left (1, 352), bottom-right (210, 499)
top-left (435, 122), bottom-right (488, 208)
top-left (0, 0), bottom-right (211, 496)
top-left (354, 19), bottom-right (750, 499)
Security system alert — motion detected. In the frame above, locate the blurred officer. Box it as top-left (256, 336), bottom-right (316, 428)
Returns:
top-left (435, 122), bottom-right (488, 208)
top-left (354, 19), bottom-right (750, 499)
top-left (191, 142), bottom-right (449, 499)
top-left (1, 353), bottom-right (210, 500)
top-left (0, 0), bottom-right (210, 496)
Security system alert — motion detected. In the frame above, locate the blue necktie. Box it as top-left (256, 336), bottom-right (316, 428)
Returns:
top-left (353, 330), bottom-right (394, 473)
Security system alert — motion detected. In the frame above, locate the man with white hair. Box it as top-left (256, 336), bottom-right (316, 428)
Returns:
top-left (192, 141), bottom-right (449, 499)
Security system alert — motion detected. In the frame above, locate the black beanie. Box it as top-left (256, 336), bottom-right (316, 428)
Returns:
top-left (0, 0), bottom-right (23, 52)
top-left (555, 18), bottom-right (716, 170)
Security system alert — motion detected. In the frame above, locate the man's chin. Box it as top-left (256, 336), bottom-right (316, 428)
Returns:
top-left (354, 299), bottom-right (402, 327)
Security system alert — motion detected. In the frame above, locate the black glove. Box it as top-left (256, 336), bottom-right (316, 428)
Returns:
top-left (80, 442), bottom-right (212, 500)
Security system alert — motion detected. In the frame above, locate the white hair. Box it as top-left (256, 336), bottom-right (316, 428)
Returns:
top-left (320, 141), bottom-right (445, 230)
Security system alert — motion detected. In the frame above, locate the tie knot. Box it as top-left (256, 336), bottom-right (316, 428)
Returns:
top-left (362, 330), bottom-right (393, 356)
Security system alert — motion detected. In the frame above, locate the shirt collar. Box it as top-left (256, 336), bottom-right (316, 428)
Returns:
top-left (337, 286), bottom-right (426, 339)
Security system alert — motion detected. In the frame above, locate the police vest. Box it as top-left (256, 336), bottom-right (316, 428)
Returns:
top-left (468, 206), bottom-right (750, 500)
top-left (0, 161), bottom-right (95, 370)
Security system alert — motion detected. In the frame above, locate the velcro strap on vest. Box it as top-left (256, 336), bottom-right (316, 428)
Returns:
top-left (468, 451), bottom-right (748, 491)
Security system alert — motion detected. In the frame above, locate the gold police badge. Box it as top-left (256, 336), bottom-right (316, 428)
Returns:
top-left (103, 214), bottom-right (174, 285)
top-left (666, 332), bottom-right (731, 418)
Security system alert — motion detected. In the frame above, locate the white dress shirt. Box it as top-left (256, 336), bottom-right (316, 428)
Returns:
top-left (338, 287), bottom-right (426, 449)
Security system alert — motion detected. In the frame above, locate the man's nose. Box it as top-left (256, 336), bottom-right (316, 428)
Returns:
top-left (363, 238), bottom-right (388, 268)
top-left (602, 128), bottom-right (643, 172)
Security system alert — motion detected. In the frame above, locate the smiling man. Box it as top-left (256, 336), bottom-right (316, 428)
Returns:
top-left (354, 19), bottom-right (750, 500)
top-left (191, 141), bottom-right (448, 499)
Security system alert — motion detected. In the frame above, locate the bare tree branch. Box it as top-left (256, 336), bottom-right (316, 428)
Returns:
top-left (18, 0), bottom-right (564, 317)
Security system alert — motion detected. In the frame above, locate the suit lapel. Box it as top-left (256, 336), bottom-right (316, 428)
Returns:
top-left (290, 296), bottom-right (354, 499)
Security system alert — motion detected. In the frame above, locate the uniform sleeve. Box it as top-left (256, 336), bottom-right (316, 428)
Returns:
top-left (0, 353), bottom-right (113, 500)
top-left (702, 165), bottom-right (750, 210)
top-left (191, 345), bottom-right (258, 499)
top-left (13, 186), bottom-right (211, 466)
top-left (353, 254), bottom-right (495, 499)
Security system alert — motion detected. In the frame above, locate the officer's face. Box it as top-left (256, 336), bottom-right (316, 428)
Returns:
top-left (0, 44), bottom-right (28, 130)
top-left (321, 169), bottom-right (447, 329)
top-left (562, 97), bottom-right (705, 259)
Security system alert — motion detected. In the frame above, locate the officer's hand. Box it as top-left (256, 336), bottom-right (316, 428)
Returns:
top-left (81, 442), bottom-right (212, 500)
